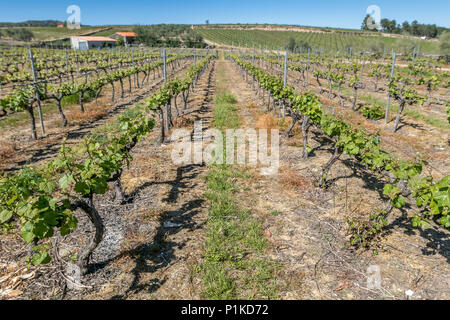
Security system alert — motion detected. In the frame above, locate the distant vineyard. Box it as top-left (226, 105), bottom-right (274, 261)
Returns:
top-left (196, 28), bottom-right (440, 55)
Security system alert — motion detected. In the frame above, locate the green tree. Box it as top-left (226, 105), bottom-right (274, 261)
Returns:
top-left (297, 40), bottom-right (310, 51)
top-left (116, 37), bottom-right (125, 47)
top-left (440, 32), bottom-right (450, 62)
top-left (361, 14), bottom-right (371, 30)
top-left (5, 28), bottom-right (34, 42)
top-left (402, 21), bottom-right (410, 34)
top-left (286, 37), bottom-right (296, 52)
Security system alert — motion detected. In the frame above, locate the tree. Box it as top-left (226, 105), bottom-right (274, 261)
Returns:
top-left (426, 25), bottom-right (438, 38)
top-left (206, 20), bottom-right (210, 25)
top-left (440, 32), bottom-right (450, 62)
top-left (390, 20), bottom-right (398, 33)
top-left (286, 37), bottom-right (296, 52)
top-left (361, 14), bottom-right (371, 30)
top-left (116, 37), bottom-right (125, 47)
top-left (297, 40), bottom-right (310, 52)
top-left (380, 19), bottom-right (390, 32)
top-left (285, 38), bottom-right (310, 53)
top-left (396, 38), bottom-right (416, 56)
top-left (5, 28), bottom-right (34, 42)
top-left (402, 21), bottom-right (410, 34)
top-left (411, 20), bottom-right (419, 36)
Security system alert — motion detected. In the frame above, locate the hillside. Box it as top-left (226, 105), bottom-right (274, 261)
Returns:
top-left (194, 25), bottom-right (441, 55)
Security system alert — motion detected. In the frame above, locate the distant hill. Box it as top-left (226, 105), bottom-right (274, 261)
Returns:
top-left (0, 20), bottom-right (65, 27)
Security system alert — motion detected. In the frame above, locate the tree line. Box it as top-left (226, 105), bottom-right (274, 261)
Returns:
top-left (362, 15), bottom-right (448, 39)
top-left (0, 28), bottom-right (34, 42)
top-left (0, 20), bottom-right (62, 27)
top-left (132, 24), bottom-right (207, 48)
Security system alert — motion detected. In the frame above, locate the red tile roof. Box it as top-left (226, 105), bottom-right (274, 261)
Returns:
top-left (71, 36), bottom-right (117, 42)
top-left (116, 32), bottom-right (137, 37)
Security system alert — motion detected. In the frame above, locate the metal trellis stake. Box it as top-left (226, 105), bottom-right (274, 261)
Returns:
top-left (282, 51), bottom-right (288, 120)
top-left (385, 52), bottom-right (397, 124)
top-left (194, 48), bottom-right (197, 67)
top-left (163, 49), bottom-right (167, 83)
top-left (360, 51), bottom-right (366, 79)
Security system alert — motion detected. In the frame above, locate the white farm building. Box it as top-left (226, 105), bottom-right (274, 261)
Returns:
top-left (70, 36), bottom-right (117, 50)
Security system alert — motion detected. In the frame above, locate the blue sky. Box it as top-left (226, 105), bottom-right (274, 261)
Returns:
top-left (0, 0), bottom-right (449, 29)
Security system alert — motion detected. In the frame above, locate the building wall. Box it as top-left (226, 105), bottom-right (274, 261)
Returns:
top-left (70, 38), bottom-right (115, 50)
top-left (86, 41), bottom-right (115, 49)
top-left (70, 37), bottom-right (82, 50)
top-left (124, 36), bottom-right (135, 43)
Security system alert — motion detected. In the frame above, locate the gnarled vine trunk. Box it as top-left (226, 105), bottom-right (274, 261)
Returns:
top-left (26, 105), bottom-right (37, 140)
top-left (392, 100), bottom-right (406, 133)
top-left (73, 195), bottom-right (105, 276)
top-left (318, 145), bottom-right (343, 187)
top-left (79, 91), bottom-right (85, 113)
top-left (110, 83), bottom-right (115, 102)
top-left (56, 98), bottom-right (68, 127)
top-left (351, 87), bottom-right (358, 111)
top-left (301, 116), bottom-right (311, 159)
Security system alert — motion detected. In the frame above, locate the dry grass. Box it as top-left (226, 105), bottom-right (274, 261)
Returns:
top-left (68, 105), bottom-right (108, 124)
top-left (173, 115), bottom-right (195, 128)
top-left (0, 141), bottom-right (17, 163)
top-left (138, 207), bottom-right (163, 221)
top-left (255, 113), bottom-right (280, 130)
top-left (429, 152), bottom-right (449, 161)
top-left (279, 167), bottom-right (312, 191)
top-left (35, 135), bottom-right (61, 147)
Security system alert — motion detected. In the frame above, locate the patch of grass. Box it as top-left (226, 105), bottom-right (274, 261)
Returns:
top-left (255, 113), bottom-right (274, 129)
top-left (214, 92), bottom-right (240, 129)
top-left (61, 89), bottom-right (96, 107)
top-left (200, 64), bottom-right (278, 299)
top-left (26, 26), bottom-right (106, 41)
top-left (90, 28), bottom-right (134, 37)
top-left (68, 105), bottom-right (107, 124)
top-left (0, 102), bottom-right (59, 130)
top-left (359, 104), bottom-right (384, 120)
top-left (360, 94), bottom-right (450, 130)
top-left (270, 210), bottom-right (281, 216)
top-left (0, 89), bottom-right (99, 132)
top-left (0, 141), bottom-right (17, 163)
top-left (201, 164), bottom-right (278, 299)
top-left (280, 168), bottom-right (311, 190)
